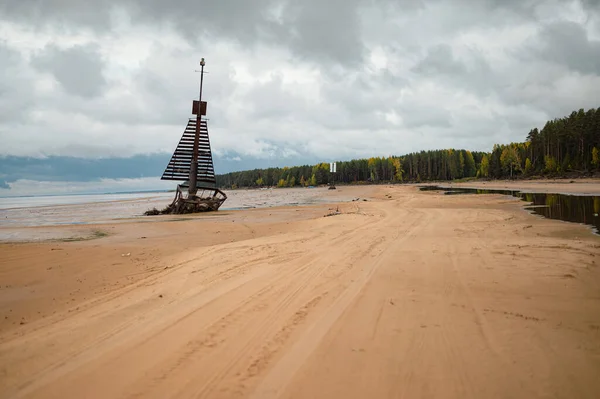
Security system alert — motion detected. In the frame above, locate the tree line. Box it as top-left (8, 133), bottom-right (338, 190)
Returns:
top-left (215, 107), bottom-right (600, 188)
top-left (486, 108), bottom-right (600, 178)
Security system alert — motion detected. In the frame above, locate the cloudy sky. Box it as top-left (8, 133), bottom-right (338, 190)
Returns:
top-left (1, 0), bottom-right (599, 195)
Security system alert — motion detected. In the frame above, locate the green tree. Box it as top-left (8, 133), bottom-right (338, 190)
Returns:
top-left (309, 174), bottom-right (317, 186)
top-left (299, 176), bottom-right (306, 187)
top-left (289, 176), bottom-right (296, 187)
top-left (255, 177), bottom-right (264, 186)
top-left (464, 151), bottom-right (476, 177)
top-left (524, 158), bottom-right (532, 175)
top-left (392, 158), bottom-right (403, 182)
top-left (545, 156), bottom-right (558, 174)
top-left (561, 153), bottom-right (571, 173)
top-left (368, 157), bottom-right (379, 182)
top-left (448, 150), bottom-right (458, 179)
top-left (500, 146), bottom-right (520, 178)
top-left (593, 147), bottom-right (600, 170)
top-left (458, 151), bottom-right (465, 178)
top-left (312, 163), bottom-right (329, 185)
top-left (479, 155), bottom-right (490, 177)
top-left (489, 145), bottom-right (503, 178)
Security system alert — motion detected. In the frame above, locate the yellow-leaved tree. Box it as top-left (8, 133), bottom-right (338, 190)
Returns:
top-left (300, 176), bottom-right (306, 187)
top-left (392, 158), bottom-right (403, 182)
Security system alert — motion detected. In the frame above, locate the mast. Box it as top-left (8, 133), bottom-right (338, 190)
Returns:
top-left (189, 58), bottom-right (206, 195)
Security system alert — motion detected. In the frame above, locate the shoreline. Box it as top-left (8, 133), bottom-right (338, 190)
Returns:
top-left (419, 178), bottom-right (600, 195)
top-left (2, 180), bottom-right (598, 243)
top-left (0, 187), bottom-right (375, 244)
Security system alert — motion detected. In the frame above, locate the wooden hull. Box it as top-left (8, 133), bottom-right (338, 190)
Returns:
top-left (145, 187), bottom-right (227, 215)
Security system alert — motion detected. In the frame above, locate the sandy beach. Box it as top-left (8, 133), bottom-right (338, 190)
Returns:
top-left (1, 184), bottom-right (599, 398)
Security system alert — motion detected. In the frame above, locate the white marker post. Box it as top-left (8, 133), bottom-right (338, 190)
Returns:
top-left (329, 162), bottom-right (337, 190)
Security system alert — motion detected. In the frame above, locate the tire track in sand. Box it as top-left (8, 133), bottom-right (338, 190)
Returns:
top-left (250, 208), bottom-right (429, 399)
top-left (14, 206), bottom-right (391, 399)
top-left (128, 212), bottom-right (394, 398)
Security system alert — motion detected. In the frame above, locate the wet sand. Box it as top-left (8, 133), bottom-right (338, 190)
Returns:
top-left (0, 187), bottom-right (360, 241)
top-left (1, 184), bottom-right (599, 398)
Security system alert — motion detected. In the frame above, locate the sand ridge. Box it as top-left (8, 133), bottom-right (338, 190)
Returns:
top-left (1, 185), bottom-right (599, 398)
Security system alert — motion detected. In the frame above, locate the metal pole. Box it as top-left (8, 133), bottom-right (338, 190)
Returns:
top-left (189, 58), bottom-right (205, 196)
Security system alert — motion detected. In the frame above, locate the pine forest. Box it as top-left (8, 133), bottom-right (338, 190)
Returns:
top-left (216, 108), bottom-right (600, 188)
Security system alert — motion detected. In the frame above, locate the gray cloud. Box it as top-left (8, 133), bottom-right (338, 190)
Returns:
top-left (244, 73), bottom-right (308, 120)
top-left (532, 20), bottom-right (600, 75)
top-left (280, 0), bottom-right (365, 66)
top-left (402, 106), bottom-right (452, 129)
top-left (33, 44), bottom-right (107, 98)
top-left (412, 44), bottom-right (467, 76)
top-left (411, 44), bottom-right (499, 100)
top-left (0, 43), bottom-right (34, 122)
top-left (1, 0), bottom-right (368, 67)
top-left (0, 0), bottom-right (114, 30)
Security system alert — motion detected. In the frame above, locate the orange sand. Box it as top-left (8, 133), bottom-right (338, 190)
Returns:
top-left (1, 185), bottom-right (599, 398)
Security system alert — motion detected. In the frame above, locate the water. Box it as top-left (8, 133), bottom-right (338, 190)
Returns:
top-left (420, 186), bottom-right (600, 235)
top-left (0, 187), bottom-right (360, 229)
top-left (0, 192), bottom-right (175, 227)
top-left (0, 192), bottom-right (172, 210)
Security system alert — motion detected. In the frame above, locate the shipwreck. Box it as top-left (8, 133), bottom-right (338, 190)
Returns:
top-left (147, 58), bottom-right (227, 215)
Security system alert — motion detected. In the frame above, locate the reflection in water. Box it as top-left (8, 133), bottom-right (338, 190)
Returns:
top-left (420, 186), bottom-right (600, 235)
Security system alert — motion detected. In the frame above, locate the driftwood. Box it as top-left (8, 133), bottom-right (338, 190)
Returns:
top-left (145, 185), bottom-right (227, 216)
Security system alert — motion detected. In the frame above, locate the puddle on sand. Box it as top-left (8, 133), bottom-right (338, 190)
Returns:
top-left (420, 186), bottom-right (600, 235)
